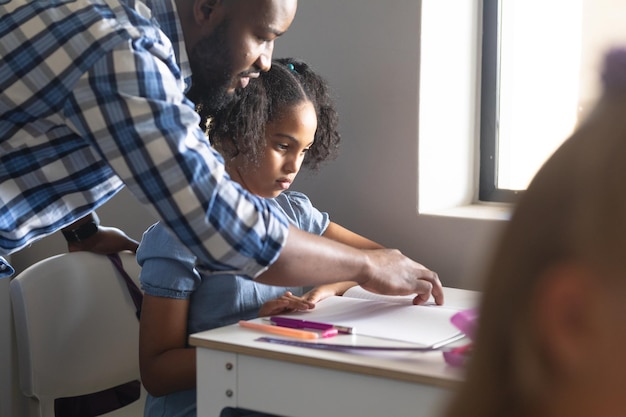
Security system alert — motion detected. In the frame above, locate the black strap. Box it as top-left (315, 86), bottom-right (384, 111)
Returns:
top-left (106, 253), bottom-right (143, 320)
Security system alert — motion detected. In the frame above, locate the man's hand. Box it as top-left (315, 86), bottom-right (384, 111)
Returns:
top-left (360, 249), bottom-right (444, 305)
top-left (259, 227), bottom-right (444, 305)
top-left (67, 225), bottom-right (139, 254)
top-left (63, 213), bottom-right (139, 254)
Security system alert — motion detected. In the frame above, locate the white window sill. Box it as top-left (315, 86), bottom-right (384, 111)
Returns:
top-left (420, 203), bottom-right (512, 222)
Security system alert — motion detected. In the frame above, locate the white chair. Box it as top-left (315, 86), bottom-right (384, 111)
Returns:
top-left (10, 251), bottom-right (145, 417)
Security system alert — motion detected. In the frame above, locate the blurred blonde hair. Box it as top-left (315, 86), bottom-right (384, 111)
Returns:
top-left (443, 49), bottom-right (626, 417)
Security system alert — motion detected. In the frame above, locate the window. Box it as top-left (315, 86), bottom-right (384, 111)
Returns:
top-left (479, 0), bottom-right (626, 203)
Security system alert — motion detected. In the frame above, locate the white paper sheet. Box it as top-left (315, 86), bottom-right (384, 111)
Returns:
top-left (285, 293), bottom-right (474, 346)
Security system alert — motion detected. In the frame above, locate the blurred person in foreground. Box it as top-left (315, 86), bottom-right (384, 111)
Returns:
top-left (442, 48), bottom-right (626, 417)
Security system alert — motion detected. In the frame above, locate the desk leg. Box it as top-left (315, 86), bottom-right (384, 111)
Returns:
top-left (197, 349), bottom-right (238, 417)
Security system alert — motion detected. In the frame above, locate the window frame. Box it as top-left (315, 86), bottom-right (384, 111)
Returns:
top-left (478, 0), bottom-right (520, 204)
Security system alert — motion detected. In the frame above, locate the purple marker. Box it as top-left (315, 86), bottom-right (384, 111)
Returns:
top-left (270, 316), bottom-right (351, 336)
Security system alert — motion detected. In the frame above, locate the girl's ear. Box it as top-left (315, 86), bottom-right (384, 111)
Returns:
top-left (534, 262), bottom-right (600, 374)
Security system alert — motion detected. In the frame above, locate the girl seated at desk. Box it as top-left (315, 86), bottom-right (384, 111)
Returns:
top-left (137, 58), bottom-right (438, 417)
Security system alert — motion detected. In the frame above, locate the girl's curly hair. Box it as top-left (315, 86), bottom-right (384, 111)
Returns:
top-left (208, 58), bottom-right (340, 170)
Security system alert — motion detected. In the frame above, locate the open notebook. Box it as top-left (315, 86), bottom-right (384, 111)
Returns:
top-left (280, 286), bottom-right (479, 347)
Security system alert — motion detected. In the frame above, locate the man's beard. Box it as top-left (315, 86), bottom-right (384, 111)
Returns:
top-left (186, 20), bottom-right (238, 125)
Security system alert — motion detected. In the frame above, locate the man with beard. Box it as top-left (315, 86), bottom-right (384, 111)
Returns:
top-left (0, 0), bottom-right (443, 304)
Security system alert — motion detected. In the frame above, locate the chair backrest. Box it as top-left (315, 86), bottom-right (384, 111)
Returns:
top-left (10, 251), bottom-right (145, 417)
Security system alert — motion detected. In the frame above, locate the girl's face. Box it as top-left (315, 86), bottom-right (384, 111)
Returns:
top-left (228, 100), bottom-right (317, 198)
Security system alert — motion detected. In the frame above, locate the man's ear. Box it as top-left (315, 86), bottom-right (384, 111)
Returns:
top-left (194, 0), bottom-right (221, 22)
top-left (534, 262), bottom-right (598, 374)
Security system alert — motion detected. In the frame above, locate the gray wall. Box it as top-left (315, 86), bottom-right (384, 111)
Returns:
top-left (272, 0), bottom-right (503, 290)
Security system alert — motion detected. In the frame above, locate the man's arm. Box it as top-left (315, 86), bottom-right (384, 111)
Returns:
top-left (256, 226), bottom-right (444, 305)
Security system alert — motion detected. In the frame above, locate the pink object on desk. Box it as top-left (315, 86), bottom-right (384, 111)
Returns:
top-left (449, 308), bottom-right (478, 340)
top-left (443, 308), bottom-right (478, 367)
top-left (270, 316), bottom-right (345, 335)
top-left (239, 320), bottom-right (338, 339)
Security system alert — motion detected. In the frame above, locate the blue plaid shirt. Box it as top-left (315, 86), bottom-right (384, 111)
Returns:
top-left (0, 0), bottom-right (289, 278)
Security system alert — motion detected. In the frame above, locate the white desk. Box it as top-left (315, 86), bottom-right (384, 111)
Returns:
top-left (190, 287), bottom-right (477, 417)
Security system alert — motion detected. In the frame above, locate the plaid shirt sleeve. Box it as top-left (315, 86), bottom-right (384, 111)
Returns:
top-left (63, 35), bottom-right (289, 278)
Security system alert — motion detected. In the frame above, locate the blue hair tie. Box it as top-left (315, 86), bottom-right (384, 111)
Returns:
top-left (287, 63), bottom-right (296, 72)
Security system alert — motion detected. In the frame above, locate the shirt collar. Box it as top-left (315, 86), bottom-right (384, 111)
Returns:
top-left (0, 257), bottom-right (15, 279)
top-left (144, 0), bottom-right (191, 91)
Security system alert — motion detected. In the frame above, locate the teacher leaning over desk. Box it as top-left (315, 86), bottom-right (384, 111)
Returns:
top-left (0, 0), bottom-right (443, 304)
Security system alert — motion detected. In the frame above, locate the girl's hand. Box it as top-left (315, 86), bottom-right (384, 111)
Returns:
top-left (258, 291), bottom-right (316, 317)
top-left (303, 282), bottom-right (358, 303)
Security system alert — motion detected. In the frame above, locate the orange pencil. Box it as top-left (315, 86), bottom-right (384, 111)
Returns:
top-left (238, 320), bottom-right (320, 340)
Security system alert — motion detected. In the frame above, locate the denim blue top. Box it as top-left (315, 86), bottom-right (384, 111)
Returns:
top-left (137, 191), bottom-right (329, 417)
